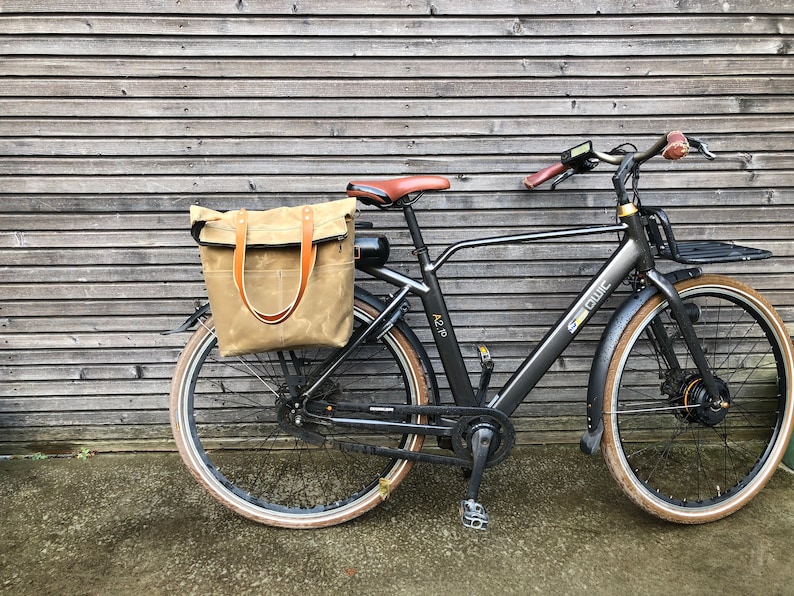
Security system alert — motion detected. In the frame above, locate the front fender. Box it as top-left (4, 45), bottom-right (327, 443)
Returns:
top-left (580, 267), bottom-right (701, 454)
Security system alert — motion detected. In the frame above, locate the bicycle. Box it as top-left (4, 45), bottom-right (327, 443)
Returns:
top-left (168, 132), bottom-right (794, 530)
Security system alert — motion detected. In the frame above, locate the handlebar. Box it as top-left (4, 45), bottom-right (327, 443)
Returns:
top-left (523, 131), bottom-right (699, 191)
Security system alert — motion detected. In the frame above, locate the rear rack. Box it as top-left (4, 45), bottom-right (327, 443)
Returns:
top-left (641, 206), bottom-right (772, 265)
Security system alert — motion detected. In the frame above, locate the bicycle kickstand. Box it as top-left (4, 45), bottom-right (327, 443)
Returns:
top-left (460, 426), bottom-right (495, 530)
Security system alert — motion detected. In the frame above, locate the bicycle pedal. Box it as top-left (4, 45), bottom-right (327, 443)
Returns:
top-left (460, 498), bottom-right (489, 530)
top-left (475, 345), bottom-right (493, 405)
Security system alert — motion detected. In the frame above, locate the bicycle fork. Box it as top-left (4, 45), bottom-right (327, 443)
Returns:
top-left (645, 269), bottom-right (722, 400)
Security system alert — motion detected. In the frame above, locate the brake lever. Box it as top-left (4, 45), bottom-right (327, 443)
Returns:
top-left (686, 136), bottom-right (716, 161)
top-left (550, 168), bottom-right (576, 190)
top-left (550, 158), bottom-right (599, 190)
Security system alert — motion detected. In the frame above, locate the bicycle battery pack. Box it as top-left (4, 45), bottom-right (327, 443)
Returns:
top-left (354, 236), bottom-right (391, 267)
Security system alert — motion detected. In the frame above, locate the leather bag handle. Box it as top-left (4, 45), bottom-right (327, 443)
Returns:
top-left (233, 206), bottom-right (317, 325)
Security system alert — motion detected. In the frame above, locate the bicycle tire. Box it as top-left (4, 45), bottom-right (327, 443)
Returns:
top-left (170, 297), bottom-right (429, 528)
top-left (602, 274), bottom-right (794, 523)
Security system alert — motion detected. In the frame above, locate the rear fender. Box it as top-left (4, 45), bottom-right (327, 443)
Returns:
top-left (580, 267), bottom-right (701, 454)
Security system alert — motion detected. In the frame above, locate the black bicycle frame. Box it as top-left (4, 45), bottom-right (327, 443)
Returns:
top-left (355, 203), bottom-right (656, 416)
top-left (308, 193), bottom-right (719, 427)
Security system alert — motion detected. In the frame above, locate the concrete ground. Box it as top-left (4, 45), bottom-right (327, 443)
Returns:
top-left (0, 445), bottom-right (792, 595)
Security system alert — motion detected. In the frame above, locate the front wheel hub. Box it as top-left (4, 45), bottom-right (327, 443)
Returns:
top-left (681, 375), bottom-right (731, 426)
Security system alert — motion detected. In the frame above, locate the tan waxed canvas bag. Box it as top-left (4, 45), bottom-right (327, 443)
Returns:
top-left (190, 198), bottom-right (357, 357)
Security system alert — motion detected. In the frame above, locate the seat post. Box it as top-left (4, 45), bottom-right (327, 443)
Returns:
top-left (402, 204), bottom-right (430, 263)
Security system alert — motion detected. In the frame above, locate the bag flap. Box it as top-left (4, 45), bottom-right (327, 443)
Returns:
top-left (190, 198), bottom-right (357, 247)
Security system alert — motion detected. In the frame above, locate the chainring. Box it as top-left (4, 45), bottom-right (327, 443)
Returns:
top-left (451, 413), bottom-right (515, 467)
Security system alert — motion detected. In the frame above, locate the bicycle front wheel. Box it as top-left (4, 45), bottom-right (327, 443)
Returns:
top-left (602, 274), bottom-right (794, 523)
top-left (170, 297), bottom-right (429, 528)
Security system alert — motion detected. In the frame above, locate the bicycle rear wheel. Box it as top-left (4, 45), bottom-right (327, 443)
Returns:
top-left (602, 274), bottom-right (794, 523)
top-left (170, 297), bottom-right (429, 528)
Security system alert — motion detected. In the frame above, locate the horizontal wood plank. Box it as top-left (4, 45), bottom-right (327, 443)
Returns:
top-left (2, 0), bottom-right (792, 15)
top-left (2, 98), bottom-right (792, 119)
top-left (4, 77), bottom-right (794, 98)
top-left (3, 15), bottom-right (793, 36)
top-left (2, 116), bottom-right (791, 137)
top-left (3, 172), bottom-right (794, 194)
top-left (3, 57), bottom-right (793, 78)
top-left (2, 36), bottom-right (792, 57)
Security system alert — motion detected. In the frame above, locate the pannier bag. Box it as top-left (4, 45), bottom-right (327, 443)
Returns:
top-left (190, 198), bottom-right (357, 357)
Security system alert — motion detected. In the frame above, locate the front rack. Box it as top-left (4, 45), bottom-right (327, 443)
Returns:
top-left (641, 206), bottom-right (772, 265)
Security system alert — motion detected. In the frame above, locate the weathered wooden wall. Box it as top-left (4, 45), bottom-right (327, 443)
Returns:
top-left (1, 1), bottom-right (793, 452)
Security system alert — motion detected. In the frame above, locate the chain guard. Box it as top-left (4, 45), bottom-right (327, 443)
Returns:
top-left (281, 401), bottom-right (516, 468)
